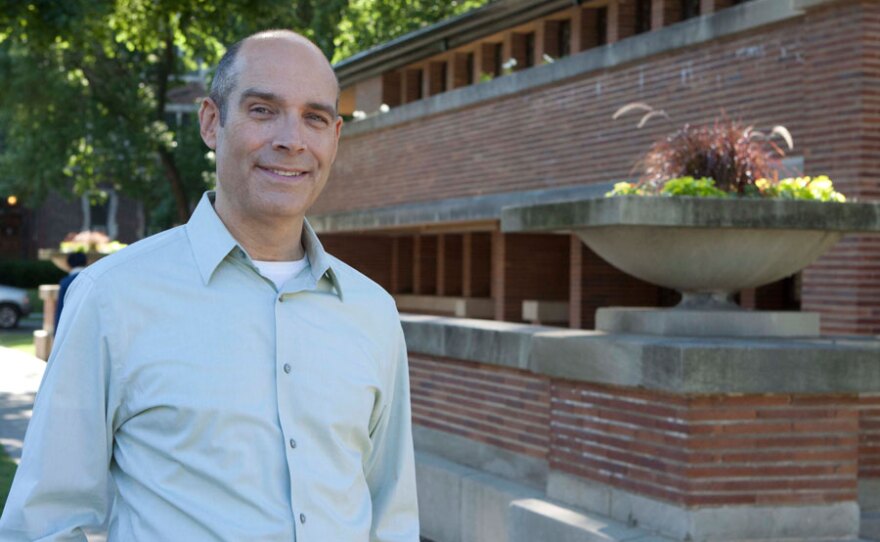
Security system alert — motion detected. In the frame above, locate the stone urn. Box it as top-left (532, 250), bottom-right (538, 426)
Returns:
top-left (501, 196), bottom-right (880, 336)
top-left (38, 248), bottom-right (107, 272)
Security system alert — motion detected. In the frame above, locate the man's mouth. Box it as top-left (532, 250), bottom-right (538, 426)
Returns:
top-left (260, 166), bottom-right (308, 179)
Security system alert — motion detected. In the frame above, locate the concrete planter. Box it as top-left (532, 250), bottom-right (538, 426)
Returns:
top-left (502, 196), bottom-right (880, 309)
top-left (38, 248), bottom-right (108, 272)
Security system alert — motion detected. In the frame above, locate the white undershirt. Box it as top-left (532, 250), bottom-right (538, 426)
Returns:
top-left (253, 255), bottom-right (309, 289)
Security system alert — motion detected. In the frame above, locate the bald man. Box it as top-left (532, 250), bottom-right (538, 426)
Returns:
top-left (0, 31), bottom-right (419, 541)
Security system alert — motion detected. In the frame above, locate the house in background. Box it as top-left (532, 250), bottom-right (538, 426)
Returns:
top-left (313, 0), bottom-right (879, 337)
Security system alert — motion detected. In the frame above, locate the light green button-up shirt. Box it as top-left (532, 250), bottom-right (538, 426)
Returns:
top-left (0, 193), bottom-right (419, 541)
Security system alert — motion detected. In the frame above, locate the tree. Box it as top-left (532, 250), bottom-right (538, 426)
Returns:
top-left (0, 0), bottom-right (487, 231)
top-left (0, 0), bottom-right (345, 228)
top-left (333, 0), bottom-right (490, 63)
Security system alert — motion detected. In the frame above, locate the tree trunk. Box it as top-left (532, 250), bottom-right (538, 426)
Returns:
top-left (156, 18), bottom-right (190, 224)
top-left (158, 148), bottom-right (190, 224)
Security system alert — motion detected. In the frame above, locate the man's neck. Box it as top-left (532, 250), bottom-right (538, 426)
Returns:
top-left (212, 198), bottom-right (305, 262)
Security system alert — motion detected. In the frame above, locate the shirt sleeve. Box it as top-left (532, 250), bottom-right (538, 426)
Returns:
top-left (364, 324), bottom-right (420, 542)
top-left (0, 273), bottom-right (118, 541)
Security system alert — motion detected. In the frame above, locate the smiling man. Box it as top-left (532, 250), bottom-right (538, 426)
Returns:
top-left (0, 31), bottom-right (420, 541)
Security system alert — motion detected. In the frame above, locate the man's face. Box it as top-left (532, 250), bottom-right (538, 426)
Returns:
top-left (199, 36), bottom-right (342, 229)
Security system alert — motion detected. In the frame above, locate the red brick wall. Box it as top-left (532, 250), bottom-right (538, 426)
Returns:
top-left (410, 354), bottom-right (551, 458)
top-left (320, 2), bottom-right (879, 334)
top-left (551, 382), bottom-right (858, 506)
top-left (409, 353), bottom-right (865, 507)
top-left (498, 233), bottom-right (570, 322)
top-left (319, 234), bottom-right (393, 290)
top-left (575, 241), bottom-right (678, 328)
top-left (860, 393), bottom-right (880, 480)
top-left (798, 1), bottom-right (880, 335)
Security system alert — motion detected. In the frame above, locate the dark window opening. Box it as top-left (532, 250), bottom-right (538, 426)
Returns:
top-left (465, 52), bottom-right (474, 85)
top-left (635, 0), bottom-right (652, 34)
top-left (524, 32), bottom-right (535, 68)
top-left (558, 19), bottom-right (571, 58)
top-left (493, 43), bottom-right (503, 76)
top-left (597, 7), bottom-right (608, 45)
top-left (681, 0), bottom-right (700, 19)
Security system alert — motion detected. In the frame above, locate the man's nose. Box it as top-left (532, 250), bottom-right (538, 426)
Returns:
top-left (272, 116), bottom-right (306, 152)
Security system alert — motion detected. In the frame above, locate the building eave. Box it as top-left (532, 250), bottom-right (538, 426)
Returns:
top-left (332, 0), bottom-right (590, 88)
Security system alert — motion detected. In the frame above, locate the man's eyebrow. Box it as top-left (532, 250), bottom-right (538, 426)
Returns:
top-left (239, 88), bottom-right (337, 117)
top-left (238, 88), bottom-right (281, 106)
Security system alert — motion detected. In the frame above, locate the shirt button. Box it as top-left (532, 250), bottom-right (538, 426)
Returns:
top-left (283, 363), bottom-right (291, 374)
top-left (299, 513), bottom-right (306, 524)
top-left (289, 438), bottom-right (297, 449)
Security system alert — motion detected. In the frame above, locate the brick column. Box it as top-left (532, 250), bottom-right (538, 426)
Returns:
top-left (569, 235), bottom-right (583, 329)
top-left (492, 230), bottom-right (506, 321)
top-left (462, 233), bottom-right (473, 297)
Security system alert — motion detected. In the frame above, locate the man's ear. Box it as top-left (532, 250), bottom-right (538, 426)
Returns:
top-left (199, 98), bottom-right (220, 150)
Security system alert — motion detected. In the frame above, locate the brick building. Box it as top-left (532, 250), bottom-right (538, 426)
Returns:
top-left (312, 0), bottom-right (880, 336)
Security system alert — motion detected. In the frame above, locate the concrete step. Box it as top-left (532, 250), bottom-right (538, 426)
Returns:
top-left (863, 511), bottom-right (880, 541)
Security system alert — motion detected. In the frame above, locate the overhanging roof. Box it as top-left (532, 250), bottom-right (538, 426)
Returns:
top-left (332, 0), bottom-right (591, 88)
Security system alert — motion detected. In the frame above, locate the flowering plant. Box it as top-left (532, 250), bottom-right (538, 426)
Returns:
top-left (59, 231), bottom-right (127, 254)
top-left (606, 104), bottom-right (846, 202)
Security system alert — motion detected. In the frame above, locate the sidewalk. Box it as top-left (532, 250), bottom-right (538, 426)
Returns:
top-left (0, 346), bottom-right (45, 462)
top-left (0, 346), bottom-right (106, 541)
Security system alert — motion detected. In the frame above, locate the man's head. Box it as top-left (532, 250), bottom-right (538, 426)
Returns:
top-left (67, 252), bottom-right (86, 269)
top-left (199, 30), bottom-right (342, 234)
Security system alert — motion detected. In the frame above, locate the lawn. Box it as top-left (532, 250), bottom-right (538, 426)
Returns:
top-left (0, 329), bottom-right (36, 358)
top-left (0, 446), bottom-right (17, 513)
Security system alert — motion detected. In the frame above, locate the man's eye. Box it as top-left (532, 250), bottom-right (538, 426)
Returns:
top-left (307, 113), bottom-right (329, 124)
top-left (250, 106), bottom-right (272, 115)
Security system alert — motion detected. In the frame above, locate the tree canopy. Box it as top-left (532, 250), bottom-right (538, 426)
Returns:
top-left (0, 0), bottom-right (488, 230)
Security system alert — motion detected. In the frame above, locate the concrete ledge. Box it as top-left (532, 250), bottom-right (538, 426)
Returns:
top-left (509, 499), bottom-right (672, 542)
top-left (401, 314), bottom-right (880, 394)
top-left (596, 307), bottom-right (820, 338)
top-left (308, 183), bottom-right (610, 233)
top-left (523, 300), bottom-right (569, 325)
top-left (402, 314), bottom-right (557, 371)
top-left (414, 425), bottom-right (547, 489)
top-left (395, 294), bottom-right (494, 319)
top-left (547, 470), bottom-right (860, 541)
top-left (415, 450), bottom-right (670, 542)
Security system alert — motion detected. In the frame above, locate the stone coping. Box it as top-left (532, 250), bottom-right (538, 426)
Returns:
top-left (401, 313), bottom-right (880, 394)
top-left (308, 183), bottom-right (611, 233)
top-left (501, 196), bottom-right (880, 233)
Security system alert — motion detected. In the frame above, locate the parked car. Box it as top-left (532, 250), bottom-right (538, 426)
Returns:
top-left (0, 284), bottom-right (31, 329)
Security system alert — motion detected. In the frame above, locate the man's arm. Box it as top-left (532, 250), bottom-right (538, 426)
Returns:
top-left (0, 273), bottom-right (117, 541)
top-left (364, 325), bottom-right (420, 542)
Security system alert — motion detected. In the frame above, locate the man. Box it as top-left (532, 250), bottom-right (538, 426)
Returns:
top-left (54, 251), bottom-right (87, 333)
top-left (0, 30), bottom-right (419, 541)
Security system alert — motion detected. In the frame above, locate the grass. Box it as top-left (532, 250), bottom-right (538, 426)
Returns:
top-left (0, 331), bottom-right (35, 358)
top-left (0, 446), bottom-right (17, 513)
top-left (26, 288), bottom-right (43, 314)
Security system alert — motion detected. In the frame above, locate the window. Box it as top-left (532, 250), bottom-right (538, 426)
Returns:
top-left (558, 19), bottom-right (571, 58)
top-left (635, 0), bottom-right (652, 34)
top-left (524, 32), bottom-right (535, 68)
top-left (493, 43), bottom-right (503, 76)
top-left (596, 7), bottom-right (608, 46)
top-left (681, 0), bottom-right (700, 19)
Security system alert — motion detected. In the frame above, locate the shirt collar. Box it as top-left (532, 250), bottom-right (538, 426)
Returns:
top-left (185, 191), bottom-right (343, 300)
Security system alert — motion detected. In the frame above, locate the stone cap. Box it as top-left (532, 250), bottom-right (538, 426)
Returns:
top-left (401, 313), bottom-right (880, 394)
top-left (501, 196), bottom-right (880, 233)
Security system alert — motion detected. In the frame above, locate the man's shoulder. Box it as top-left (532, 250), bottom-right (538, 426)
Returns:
top-left (79, 226), bottom-right (189, 283)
